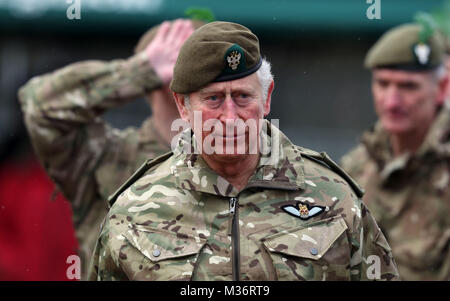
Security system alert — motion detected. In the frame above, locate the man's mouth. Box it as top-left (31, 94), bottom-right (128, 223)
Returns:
top-left (385, 110), bottom-right (407, 119)
top-left (211, 129), bottom-right (248, 138)
top-left (214, 134), bottom-right (246, 139)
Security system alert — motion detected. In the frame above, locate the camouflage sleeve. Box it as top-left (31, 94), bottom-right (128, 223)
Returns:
top-left (19, 51), bottom-right (162, 125)
top-left (348, 198), bottom-right (400, 281)
top-left (17, 52), bottom-right (163, 224)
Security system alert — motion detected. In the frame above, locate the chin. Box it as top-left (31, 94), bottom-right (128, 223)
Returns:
top-left (381, 120), bottom-right (410, 135)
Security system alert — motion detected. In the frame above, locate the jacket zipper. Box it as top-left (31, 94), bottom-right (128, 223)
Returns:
top-left (229, 197), bottom-right (240, 281)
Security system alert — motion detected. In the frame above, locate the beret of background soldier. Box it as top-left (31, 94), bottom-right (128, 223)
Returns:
top-left (364, 23), bottom-right (445, 70)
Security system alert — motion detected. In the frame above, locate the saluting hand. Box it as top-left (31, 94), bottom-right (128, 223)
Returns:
top-left (146, 19), bottom-right (194, 85)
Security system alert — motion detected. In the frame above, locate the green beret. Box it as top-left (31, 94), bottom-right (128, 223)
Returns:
top-left (170, 21), bottom-right (262, 94)
top-left (364, 24), bottom-right (445, 70)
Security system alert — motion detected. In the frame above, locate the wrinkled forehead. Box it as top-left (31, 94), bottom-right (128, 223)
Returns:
top-left (197, 73), bottom-right (261, 94)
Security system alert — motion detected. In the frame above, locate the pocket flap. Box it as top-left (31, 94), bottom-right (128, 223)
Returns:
top-left (262, 217), bottom-right (348, 260)
top-left (123, 225), bottom-right (206, 263)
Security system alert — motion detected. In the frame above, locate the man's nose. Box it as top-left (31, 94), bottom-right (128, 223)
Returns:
top-left (383, 86), bottom-right (402, 109)
top-left (219, 95), bottom-right (239, 121)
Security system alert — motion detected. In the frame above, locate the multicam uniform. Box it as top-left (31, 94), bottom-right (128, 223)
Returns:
top-left (341, 105), bottom-right (450, 280)
top-left (89, 122), bottom-right (400, 281)
top-left (18, 51), bottom-right (170, 278)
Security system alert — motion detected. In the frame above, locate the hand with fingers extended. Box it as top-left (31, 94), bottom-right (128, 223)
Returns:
top-left (145, 19), bottom-right (195, 85)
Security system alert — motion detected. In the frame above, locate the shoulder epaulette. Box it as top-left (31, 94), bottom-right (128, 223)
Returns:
top-left (107, 151), bottom-right (173, 208)
top-left (298, 147), bottom-right (365, 198)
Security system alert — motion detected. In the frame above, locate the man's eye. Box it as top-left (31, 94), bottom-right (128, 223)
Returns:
top-left (208, 95), bottom-right (219, 101)
top-left (234, 93), bottom-right (250, 100)
top-left (376, 80), bottom-right (389, 88)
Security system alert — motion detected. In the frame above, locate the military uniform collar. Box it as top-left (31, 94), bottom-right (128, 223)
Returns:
top-left (170, 120), bottom-right (306, 197)
top-left (362, 106), bottom-right (450, 182)
top-left (361, 121), bottom-right (393, 173)
top-left (416, 104), bottom-right (450, 157)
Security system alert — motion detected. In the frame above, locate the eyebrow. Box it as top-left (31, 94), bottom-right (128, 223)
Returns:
top-left (199, 87), bottom-right (223, 94)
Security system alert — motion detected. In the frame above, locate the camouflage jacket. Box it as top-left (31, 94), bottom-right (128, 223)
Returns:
top-left (18, 52), bottom-right (170, 278)
top-left (89, 122), bottom-right (400, 281)
top-left (341, 105), bottom-right (450, 280)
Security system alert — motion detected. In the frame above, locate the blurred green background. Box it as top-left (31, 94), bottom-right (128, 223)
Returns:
top-left (0, 0), bottom-right (447, 160)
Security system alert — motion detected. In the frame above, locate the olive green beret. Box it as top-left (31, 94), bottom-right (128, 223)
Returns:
top-left (134, 19), bottom-right (205, 54)
top-left (364, 24), bottom-right (445, 70)
top-left (170, 21), bottom-right (262, 94)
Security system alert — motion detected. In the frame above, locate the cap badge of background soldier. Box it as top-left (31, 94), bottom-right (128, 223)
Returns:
top-left (413, 12), bottom-right (437, 66)
top-left (414, 43), bottom-right (430, 65)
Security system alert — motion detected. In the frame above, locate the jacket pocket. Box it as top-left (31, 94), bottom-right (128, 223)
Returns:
top-left (121, 225), bottom-right (206, 280)
top-left (262, 216), bottom-right (350, 280)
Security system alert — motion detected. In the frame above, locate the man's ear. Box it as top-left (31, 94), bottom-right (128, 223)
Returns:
top-left (263, 80), bottom-right (274, 117)
top-left (172, 92), bottom-right (190, 122)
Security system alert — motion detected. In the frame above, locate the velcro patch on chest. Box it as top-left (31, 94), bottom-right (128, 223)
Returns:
top-left (281, 202), bottom-right (325, 220)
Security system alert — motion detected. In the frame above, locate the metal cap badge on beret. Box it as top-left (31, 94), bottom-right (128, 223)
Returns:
top-left (364, 24), bottom-right (445, 70)
top-left (170, 21), bottom-right (262, 94)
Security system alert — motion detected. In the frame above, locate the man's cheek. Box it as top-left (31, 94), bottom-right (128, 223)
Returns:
top-left (373, 99), bottom-right (384, 115)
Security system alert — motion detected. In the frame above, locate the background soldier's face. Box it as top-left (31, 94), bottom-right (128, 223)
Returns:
top-left (371, 69), bottom-right (442, 135)
top-left (179, 73), bottom-right (271, 159)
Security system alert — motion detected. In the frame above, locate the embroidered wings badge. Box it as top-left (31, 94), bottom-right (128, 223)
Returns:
top-left (281, 202), bottom-right (325, 220)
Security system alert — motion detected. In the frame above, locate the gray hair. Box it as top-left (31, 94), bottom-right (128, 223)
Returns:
top-left (256, 58), bottom-right (274, 101)
top-left (432, 64), bottom-right (447, 82)
top-left (184, 58), bottom-right (274, 106)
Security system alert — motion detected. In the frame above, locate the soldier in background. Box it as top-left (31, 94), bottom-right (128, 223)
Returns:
top-left (18, 19), bottom-right (199, 279)
top-left (89, 21), bottom-right (399, 281)
top-left (341, 24), bottom-right (450, 280)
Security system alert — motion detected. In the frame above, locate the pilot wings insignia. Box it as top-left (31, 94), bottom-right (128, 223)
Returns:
top-left (282, 202), bottom-right (325, 220)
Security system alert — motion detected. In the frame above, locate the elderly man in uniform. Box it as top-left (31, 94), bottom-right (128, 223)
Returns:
top-left (341, 24), bottom-right (450, 280)
top-left (88, 21), bottom-right (399, 281)
top-left (18, 19), bottom-right (201, 279)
